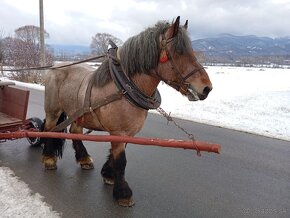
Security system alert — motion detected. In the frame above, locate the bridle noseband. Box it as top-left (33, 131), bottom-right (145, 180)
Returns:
top-left (154, 34), bottom-right (204, 94)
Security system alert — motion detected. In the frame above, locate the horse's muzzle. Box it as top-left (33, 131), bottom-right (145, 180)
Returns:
top-left (187, 85), bottom-right (212, 101)
top-left (199, 86), bottom-right (212, 100)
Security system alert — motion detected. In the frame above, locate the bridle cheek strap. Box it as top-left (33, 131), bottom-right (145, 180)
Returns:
top-left (181, 68), bottom-right (201, 82)
top-left (157, 36), bottom-right (203, 91)
top-left (152, 69), bottom-right (189, 95)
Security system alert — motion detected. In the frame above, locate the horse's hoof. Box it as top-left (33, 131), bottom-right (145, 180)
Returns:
top-left (42, 156), bottom-right (57, 170)
top-left (80, 163), bottom-right (94, 170)
top-left (79, 156), bottom-right (94, 170)
top-left (45, 164), bottom-right (57, 170)
top-left (117, 197), bottom-right (135, 207)
top-left (113, 181), bottom-right (133, 206)
top-left (103, 177), bottom-right (114, 185)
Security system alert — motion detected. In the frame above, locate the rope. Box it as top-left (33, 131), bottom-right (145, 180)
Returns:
top-left (1, 54), bottom-right (106, 72)
top-left (2, 65), bottom-right (54, 72)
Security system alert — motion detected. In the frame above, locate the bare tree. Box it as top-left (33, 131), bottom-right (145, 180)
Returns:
top-left (90, 33), bottom-right (122, 55)
top-left (1, 25), bottom-right (52, 83)
top-left (0, 29), bottom-right (5, 76)
top-left (15, 25), bottom-right (49, 45)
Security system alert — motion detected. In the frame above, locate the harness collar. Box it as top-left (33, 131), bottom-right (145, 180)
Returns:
top-left (108, 41), bottom-right (161, 110)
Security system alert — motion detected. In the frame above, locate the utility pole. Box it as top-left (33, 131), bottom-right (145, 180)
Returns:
top-left (39, 0), bottom-right (45, 66)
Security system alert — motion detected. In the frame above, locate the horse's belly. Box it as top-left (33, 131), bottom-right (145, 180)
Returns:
top-left (94, 99), bottom-right (149, 136)
top-left (76, 112), bottom-right (105, 131)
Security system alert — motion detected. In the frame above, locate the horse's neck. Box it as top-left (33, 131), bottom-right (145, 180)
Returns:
top-left (131, 73), bottom-right (160, 97)
top-left (118, 48), bottom-right (159, 96)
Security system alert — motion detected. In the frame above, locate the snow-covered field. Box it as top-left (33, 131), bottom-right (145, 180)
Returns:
top-left (158, 66), bottom-right (290, 141)
top-left (1, 66), bottom-right (290, 216)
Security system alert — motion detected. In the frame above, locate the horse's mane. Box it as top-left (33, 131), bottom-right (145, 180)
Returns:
top-left (93, 20), bottom-right (192, 87)
top-left (93, 58), bottom-right (111, 87)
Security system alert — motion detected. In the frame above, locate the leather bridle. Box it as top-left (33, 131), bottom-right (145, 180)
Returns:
top-left (154, 34), bottom-right (204, 95)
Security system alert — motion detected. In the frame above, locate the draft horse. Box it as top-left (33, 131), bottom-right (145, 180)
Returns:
top-left (42, 16), bottom-right (212, 206)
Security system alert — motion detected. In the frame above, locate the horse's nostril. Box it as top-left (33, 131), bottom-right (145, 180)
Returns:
top-left (203, 86), bottom-right (212, 96)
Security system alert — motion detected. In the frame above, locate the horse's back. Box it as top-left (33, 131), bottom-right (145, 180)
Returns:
top-left (46, 63), bottom-right (94, 81)
top-left (45, 64), bottom-right (95, 116)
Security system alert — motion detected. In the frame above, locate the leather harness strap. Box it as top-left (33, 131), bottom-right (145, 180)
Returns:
top-left (51, 92), bottom-right (122, 132)
top-left (83, 73), bottom-right (94, 111)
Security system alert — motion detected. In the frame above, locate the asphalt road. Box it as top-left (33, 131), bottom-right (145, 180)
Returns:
top-left (0, 87), bottom-right (290, 218)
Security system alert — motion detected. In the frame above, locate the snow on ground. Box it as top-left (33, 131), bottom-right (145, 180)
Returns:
top-left (1, 66), bottom-right (290, 216)
top-left (0, 167), bottom-right (61, 218)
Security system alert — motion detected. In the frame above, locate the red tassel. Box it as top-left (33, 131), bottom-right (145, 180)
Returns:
top-left (160, 50), bottom-right (168, 63)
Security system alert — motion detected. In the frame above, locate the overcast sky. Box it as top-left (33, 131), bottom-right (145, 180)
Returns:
top-left (1, 0), bottom-right (290, 46)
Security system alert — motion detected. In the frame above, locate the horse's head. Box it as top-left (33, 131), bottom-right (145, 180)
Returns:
top-left (155, 16), bottom-right (212, 101)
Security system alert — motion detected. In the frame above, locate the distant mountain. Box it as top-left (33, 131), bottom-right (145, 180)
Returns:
top-left (48, 44), bottom-right (90, 56)
top-left (192, 34), bottom-right (290, 57)
top-left (192, 34), bottom-right (290, 65)
top-left (48, 35), bottom-right (290, 65)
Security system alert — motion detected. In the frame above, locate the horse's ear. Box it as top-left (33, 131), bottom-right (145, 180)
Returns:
top-left (184, 20), bottom-right (188, 30)
top-left (172, 16), bottom-right (180, 37)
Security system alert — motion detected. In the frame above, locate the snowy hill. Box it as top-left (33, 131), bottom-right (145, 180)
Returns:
top-left (192, 34), bottom-right (290, 56)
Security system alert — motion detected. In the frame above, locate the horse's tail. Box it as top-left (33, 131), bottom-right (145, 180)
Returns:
top-left (55, 112), bottom-right (67, 158)
top-left (57, 112), bottom-right (67, 129)
top-left (42, 112), bottom-right (67, 158)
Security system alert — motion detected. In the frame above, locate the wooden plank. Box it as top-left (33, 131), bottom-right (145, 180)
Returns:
top-left (0, 112), bottom-right (23, 131)
top-left (0, 86), bottom-right (30, 121)
top-left (0, 112), bottom-right (22, 125)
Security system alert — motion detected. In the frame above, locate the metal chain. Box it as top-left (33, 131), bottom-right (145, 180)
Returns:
top-left (156, 107), bottom-right (201, 156)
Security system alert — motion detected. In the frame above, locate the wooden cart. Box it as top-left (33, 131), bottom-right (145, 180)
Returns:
top-left (0, 81), bottom-right (43, 146)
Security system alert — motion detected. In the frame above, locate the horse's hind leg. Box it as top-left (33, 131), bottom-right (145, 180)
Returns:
top-left (42, 112), bottom-right (66, 170)
top-left (102, 142), bottom-right (134, 207)
top-left (70, 122), bottom-right (94, 170)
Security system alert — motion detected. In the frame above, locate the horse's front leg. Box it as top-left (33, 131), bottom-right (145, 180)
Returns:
top-left (108, 142), bottom-right (134, 207)
top-left (70, 122), bottom-right (94, 170)
top-left (101, 151), bottom-right (114, 185)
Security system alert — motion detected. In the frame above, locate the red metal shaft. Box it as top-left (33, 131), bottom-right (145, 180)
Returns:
top-left (0, 131), bottom-right (221, 154)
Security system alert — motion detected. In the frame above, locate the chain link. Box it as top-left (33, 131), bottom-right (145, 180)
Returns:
top-left (156, 107), bottom-right (201, 156)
